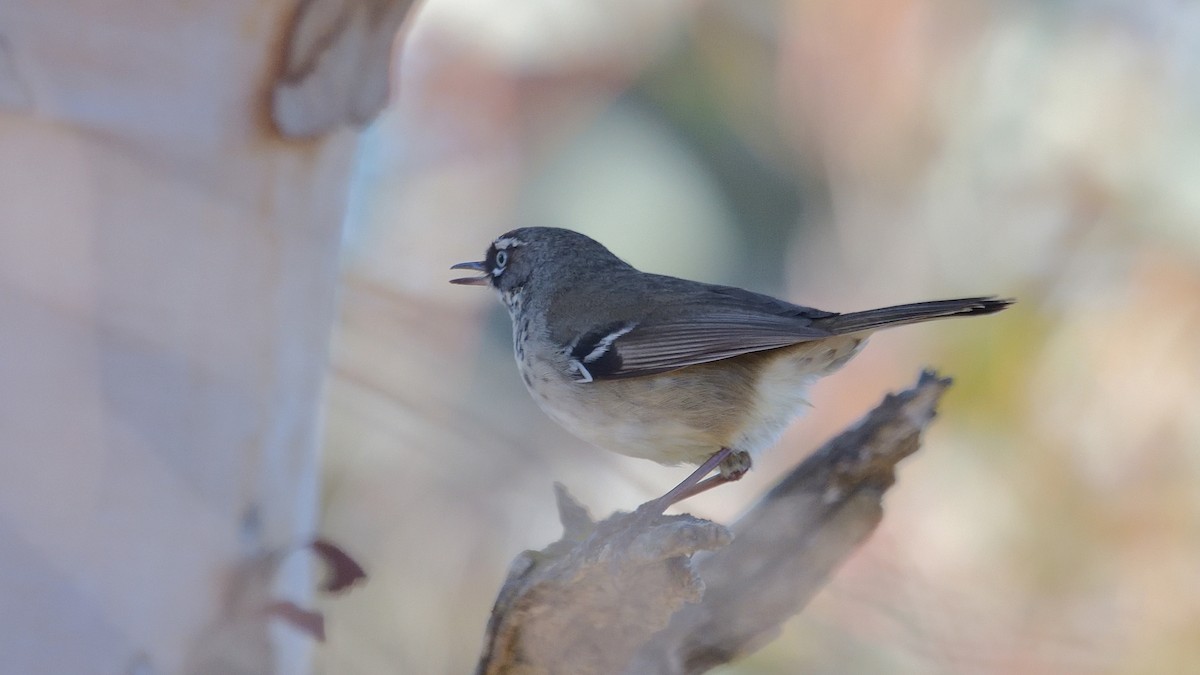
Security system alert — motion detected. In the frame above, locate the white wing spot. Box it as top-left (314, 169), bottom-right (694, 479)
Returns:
top-left (568, 359), bottom-right (594, 383)
top-left (582, 323), bottom-right (637, 364)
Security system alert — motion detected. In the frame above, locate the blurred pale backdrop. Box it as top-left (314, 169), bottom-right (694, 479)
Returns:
top-left (317, 1), bottom-right (1200, 673)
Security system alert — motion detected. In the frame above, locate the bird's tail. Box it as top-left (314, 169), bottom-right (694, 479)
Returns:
top-left (818, 297), bottom-right (1014, 335)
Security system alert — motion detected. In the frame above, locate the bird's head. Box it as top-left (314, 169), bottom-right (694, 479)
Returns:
top-left (451, 227), bottom-right (628, 309)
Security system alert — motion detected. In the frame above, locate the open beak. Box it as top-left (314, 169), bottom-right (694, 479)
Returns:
top-left (449, 261), bottom-right (490, 286)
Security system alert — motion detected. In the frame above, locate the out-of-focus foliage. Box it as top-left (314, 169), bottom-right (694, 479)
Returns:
top-left (319, 1), bottom-right (1200, 673)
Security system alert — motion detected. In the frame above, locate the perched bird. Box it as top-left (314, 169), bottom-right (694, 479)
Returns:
top-left (452, 228), bottom-right (1011, 511)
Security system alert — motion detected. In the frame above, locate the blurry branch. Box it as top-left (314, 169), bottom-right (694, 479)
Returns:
top-left (272, 0), bottom-right (421, 137)
top-left (476, 370), bottom-right (952, 675)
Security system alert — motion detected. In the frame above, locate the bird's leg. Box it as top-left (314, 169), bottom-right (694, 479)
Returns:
top-left (641, 448), bottom-right (751, 514)
top-left (660, 450), bottom-right (752, 506)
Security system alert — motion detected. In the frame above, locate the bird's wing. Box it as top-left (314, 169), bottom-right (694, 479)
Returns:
top-left (565, 307), bottom-right (832, 382)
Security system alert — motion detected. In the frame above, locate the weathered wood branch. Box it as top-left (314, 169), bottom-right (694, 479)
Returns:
top-left (477, 370), bottom-right (952, 675)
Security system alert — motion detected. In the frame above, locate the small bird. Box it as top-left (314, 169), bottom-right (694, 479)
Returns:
top-left (452, 228), bottom-right (1011, 511)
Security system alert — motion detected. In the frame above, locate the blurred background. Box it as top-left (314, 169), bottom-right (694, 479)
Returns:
top-left (316, 0), bottom-right (1200, 672)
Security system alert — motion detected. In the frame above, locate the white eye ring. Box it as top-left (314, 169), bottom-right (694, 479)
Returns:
top-left (495, 250), bottom-right (508, 268)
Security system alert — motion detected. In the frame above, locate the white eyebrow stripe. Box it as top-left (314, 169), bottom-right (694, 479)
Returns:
top-left (493, 237), bottom-right (524, 250)
top-left (582, 323), bottom-right (637, 363)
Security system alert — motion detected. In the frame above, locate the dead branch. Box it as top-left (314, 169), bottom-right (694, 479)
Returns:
top-left (477, 370), bottom-right (952, 675)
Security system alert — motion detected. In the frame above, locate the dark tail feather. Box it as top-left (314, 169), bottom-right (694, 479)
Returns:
top-left (818, 297), bottom-right (1014, 334)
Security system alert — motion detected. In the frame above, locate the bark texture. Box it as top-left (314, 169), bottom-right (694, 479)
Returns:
top-left (478, 370), bottom-right (952, 675)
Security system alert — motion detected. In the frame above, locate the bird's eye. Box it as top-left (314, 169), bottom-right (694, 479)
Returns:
top-left (494, 250), bottom-right (508, 269)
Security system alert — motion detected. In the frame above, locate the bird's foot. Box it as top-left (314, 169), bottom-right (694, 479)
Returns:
top-left (639, 448), bottom-right (752, 515)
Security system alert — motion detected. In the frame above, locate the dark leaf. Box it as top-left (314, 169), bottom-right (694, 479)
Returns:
top-left (265, 601), bottom-right (326, 642)
top-left (311, 538), bottom-right (367, 593)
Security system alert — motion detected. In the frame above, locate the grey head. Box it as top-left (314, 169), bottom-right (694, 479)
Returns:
top-left (450, 227), bottom-right (633, 310)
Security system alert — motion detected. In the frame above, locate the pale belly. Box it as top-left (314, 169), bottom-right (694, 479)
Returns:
top-left (518, 337), bottom-right (865, 467)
